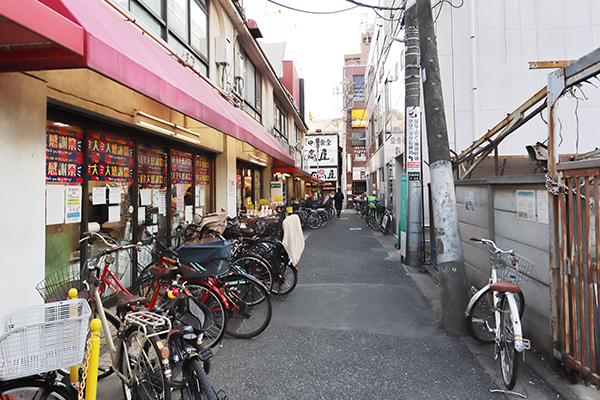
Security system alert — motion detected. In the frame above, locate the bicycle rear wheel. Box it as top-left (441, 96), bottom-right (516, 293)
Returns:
top-left (499, 294), bottom-right (522, 390)
top-left (120, 325), bottom-right (171, 400)
top-left (271, 264), bottom-right (298, 296)
top-left (222, 274), bottom-right (272, 339)
top-left (231, 254), bottom-right (273, 292)
top-left (306, 212), bottom-right (322, 229)
top-left (0, 377), bottom-right (77, 400)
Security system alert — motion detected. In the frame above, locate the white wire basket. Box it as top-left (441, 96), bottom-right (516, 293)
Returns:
top-left (0, 299), bottom-right (91, 380)
top-left (496, 251), bottom-right (534, 285)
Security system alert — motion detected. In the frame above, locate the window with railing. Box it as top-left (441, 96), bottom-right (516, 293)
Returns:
top-left (116, 0), bottom-right (208, 75)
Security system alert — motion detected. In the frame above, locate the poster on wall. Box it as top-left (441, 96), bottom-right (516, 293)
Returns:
top-left (46, 124), bottom-right (83, 183)
top-left (172, 150), bottom-right (192, 184)
top-left (516, 190), bottom-right (536, 221)
top-left (65, 186), bottom-right (82, 224)
top-left (465, 190), bottom-right (475, 212)
top-left (406, 106), bottom-right (421, 181)
top-left (138, 148), bottom-right (166, 188)
top-left (88, 133), bottom-right (134, 183)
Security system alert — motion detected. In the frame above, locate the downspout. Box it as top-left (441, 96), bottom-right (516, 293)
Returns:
top-left (470, 0), bottom-right (479, 142)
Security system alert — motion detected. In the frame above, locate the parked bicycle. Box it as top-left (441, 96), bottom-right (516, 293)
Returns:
top-left (0, 299), bottom-right (90, 400)
top-left (133, 228), bottom-right (272, 349)
top-left (465, 237), bottom-right (532, 390)
top-left (37, 235), bottom-right (175, 399)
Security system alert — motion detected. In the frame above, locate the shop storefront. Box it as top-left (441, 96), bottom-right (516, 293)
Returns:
top-left (237, 164), bottom-right (262, 212)
top-left (45, 110), bottom-right (214, 283)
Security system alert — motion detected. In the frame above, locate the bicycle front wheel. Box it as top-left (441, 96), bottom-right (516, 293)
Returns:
top-left (222, 274), bottom-right (272, 339)
top-left (171, 357), bottom-right (217, 400)
top-left (499, 294), bottom-right (523, 390)
top-left (0, 377), bottom-right (77, 400)
top-left (467, 288), bottom-right (525, 344)
top-left (120, 325), bottom-right (172, 400)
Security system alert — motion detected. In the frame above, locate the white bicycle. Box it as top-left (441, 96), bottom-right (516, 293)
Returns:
top-left (465, 237), bottom-right (533, 390)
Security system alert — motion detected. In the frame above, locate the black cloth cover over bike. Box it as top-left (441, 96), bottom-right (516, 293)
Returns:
top-left (177, 240), bottom-right (233, 264)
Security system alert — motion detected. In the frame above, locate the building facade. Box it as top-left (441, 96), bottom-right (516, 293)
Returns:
top-left (0, 0), bottom-right (309, 315)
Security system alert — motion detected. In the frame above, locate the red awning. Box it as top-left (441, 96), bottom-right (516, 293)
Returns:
top-left (272, 166), bottom-right (324, 184)
top-left (0, 0), bottom-right (84, 67)
top-left (2, 0), bottom-right (294, 166)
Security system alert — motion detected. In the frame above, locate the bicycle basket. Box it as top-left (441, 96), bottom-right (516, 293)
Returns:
top-left (177, 240), bottom-right (233, 264)
top-left (0, 299), bottom-right (91, 380)
top-left (36, 263), bottom-right (88, 303)
top-left (496, 251), bottom-right (534, 285)
top-left (172, 296), bottom-right (213, 333)
top-left (375, 204), bottom-right (386, 213)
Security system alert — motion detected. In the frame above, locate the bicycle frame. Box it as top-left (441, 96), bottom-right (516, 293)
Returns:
top-left (89, 280), bottom-right (172, 388)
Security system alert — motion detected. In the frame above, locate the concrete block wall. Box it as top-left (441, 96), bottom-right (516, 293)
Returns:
top-left (455, 174), bottom-right (552, 355)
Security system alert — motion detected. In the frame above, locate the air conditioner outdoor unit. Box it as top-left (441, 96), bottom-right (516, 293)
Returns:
top-left (215, 37), bottom-right (231, 66)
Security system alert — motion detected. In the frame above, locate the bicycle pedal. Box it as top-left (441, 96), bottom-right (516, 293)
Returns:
top-left (199, 346), bottom-right (213, 361)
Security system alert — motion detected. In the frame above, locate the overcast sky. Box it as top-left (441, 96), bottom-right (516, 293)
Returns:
top-left (244, 1), bottom-right (373, 121)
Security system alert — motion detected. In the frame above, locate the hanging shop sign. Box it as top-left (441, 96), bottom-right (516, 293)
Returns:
top-left (46, 124), bottom-right (83, 183)
top-left (406, 106), bottom-right (421, 181)
top-left (88, 133), bottom-right (134, 182)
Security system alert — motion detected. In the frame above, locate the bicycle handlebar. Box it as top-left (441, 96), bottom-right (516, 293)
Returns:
top-left (470, 237), bottom-right (514, 255)
top-left (80, 231), bottom-right (142, 253)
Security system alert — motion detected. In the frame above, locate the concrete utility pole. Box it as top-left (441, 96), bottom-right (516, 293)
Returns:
top-left (404, 10), bottom-right (424, 268)
top-left (416, 0), bottom-right (468, 334)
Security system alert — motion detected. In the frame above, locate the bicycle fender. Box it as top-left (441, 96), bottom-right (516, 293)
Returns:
top-left (464, 283), bottom-right (491, 317)
top-left (504, 292), bottom-right (529, 352)
top-left (224, 272), bottom-right (269, 291)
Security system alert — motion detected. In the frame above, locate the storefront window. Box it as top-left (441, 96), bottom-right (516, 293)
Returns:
top-left (45, 122), bottom-right (84, 276)
top-left (87, 132), bottom-right (135, 286)
top-left (195, 154), bottom-right (212, 216)
top-left (171, 150), bottom-right (193, 231)
top-left (137, 145), bottom-right (168, 242)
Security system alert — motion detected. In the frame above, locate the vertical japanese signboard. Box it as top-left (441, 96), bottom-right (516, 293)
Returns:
top-left (305, 134), bottom-right (338, 187)
top-left (406, 106), bottom-right (421, 181)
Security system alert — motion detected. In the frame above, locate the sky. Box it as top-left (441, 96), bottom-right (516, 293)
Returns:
top-left (244, 0), bottom-right (374, 121)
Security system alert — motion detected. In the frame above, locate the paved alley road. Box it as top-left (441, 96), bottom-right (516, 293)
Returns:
top-left (208, 211), bottom-right (512, 399)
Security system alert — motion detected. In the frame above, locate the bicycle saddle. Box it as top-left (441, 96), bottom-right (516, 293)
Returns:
top-left (116, 291), bottom-right (149, 313)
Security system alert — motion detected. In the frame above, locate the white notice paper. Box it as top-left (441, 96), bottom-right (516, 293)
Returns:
top-left (92, 186), bottom-right (106, 205)
top-left (46, 185), bottom-right (65, 225)
top-left (537, 190), bottom-right (549, 224)
top-left (140, 188), bottom-right (152, 206)
top-left (109, 187), bottom-right (121, 204)
top-left (516, 190), bottom-right (536, 221)
top-left (108, 205), bottom-right (121, 222)
top-left (138, 206), bottom-right (146, 225)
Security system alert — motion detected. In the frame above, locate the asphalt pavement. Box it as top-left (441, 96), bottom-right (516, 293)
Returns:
top-left (98, 209), bottom-right (600, 399)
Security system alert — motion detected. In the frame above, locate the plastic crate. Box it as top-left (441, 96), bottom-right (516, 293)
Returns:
top-left (0, 299), bottom-right (91, 379)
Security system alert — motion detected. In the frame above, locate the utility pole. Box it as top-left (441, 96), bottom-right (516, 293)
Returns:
top-left (404, 9), bottom-right (424, 268)
top-left (416, 0), bottom-right (468, 334)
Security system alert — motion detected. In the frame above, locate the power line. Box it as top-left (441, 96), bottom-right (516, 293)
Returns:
top-left (266, 0), bottom-right (359, 14)
top-left (345, 0), bottom-right (405, 11)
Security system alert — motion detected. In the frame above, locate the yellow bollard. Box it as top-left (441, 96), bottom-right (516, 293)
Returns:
top-left (85, 318), bottom-right (102, 400)
top-left (68, 289), bottom-right (79, 387)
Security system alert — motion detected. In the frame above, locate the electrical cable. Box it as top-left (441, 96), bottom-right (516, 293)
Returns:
top-left (345, 0), bottom-right (405, 11)
top-left (266, 0), bottom-right (359, 14)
